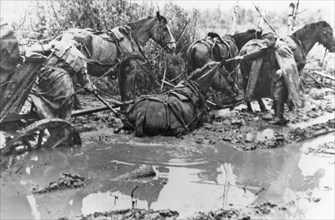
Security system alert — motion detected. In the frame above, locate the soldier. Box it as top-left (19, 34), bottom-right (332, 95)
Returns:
top-left (29, 41), bottom-right (96, 120)
top-left (235, 28), bottom-right (305, 125)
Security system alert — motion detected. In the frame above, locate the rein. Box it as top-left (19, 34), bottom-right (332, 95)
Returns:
top-left (291, 35), bottom-right (307, 58)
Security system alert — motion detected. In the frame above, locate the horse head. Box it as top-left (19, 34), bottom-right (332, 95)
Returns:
top-left (317, 21), bottom-right (335, 52)
top-left (292, 21), bottom-right (335, 53)
top-left (187, 61), bottom-right (231, 93)
top-left (150, 12), bottom-right (176, 53)
top-left (232, 29), bottom-right (263, 51)
top-left (0, 24), bottom-right (22, 72)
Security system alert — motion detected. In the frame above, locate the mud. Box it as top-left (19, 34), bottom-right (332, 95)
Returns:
top-left (1, 81), bottom-right (334, 219)
top-left (32, 173), bottom-right (85, 194)
top-left (65, 209), bottom-right (179, 220)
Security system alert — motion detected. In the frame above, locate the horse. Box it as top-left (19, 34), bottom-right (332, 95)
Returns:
top-left (43, 12), bottom-right (176, 102)
top-left (240, 21), bottom-right (335, 112)
top-left (120, 61), bottom-right (233, 137)
top-left (184, 29), bottom-right (262, 98)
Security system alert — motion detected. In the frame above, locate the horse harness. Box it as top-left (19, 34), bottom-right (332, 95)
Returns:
top-left (71, 27), bottom-right (147, 79)
top-left (197, 34), bottom-right (233, 62)
top-left (194, 35), bottom-right (240, 91)
top-left (126, 81), bottom-right (207, 133)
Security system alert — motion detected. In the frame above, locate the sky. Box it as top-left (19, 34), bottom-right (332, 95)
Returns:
top-left (1, 0), bottom-right (334, 25)
top-left (153, 0), bottom-right (334, 11)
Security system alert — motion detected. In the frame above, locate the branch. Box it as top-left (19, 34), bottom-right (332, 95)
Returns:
top-left (306, 71), bottom-right (335, 90)
top-left (14, 10), bottom-right (27, 31)
top-left (252, 1), bottom-right (279, 37)
top-left (296, 9), bottom-right (306, 15)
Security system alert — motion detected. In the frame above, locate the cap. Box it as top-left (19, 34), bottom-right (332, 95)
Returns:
top-left (261, 27), bottom-right (276, 38)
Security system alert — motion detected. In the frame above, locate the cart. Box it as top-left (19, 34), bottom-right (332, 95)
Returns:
top-left (0, 55), bottom-right (81, 158)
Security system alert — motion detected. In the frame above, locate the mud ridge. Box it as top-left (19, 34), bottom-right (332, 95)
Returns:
top-left (32, 173), bottom-right (85, 194)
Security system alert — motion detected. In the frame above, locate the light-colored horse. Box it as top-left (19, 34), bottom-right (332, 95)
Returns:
top-left (56, 12), bottom-right (176, 102)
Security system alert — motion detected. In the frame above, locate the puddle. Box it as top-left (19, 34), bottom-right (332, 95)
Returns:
top-left (1, 133), bottom-right (334, 219)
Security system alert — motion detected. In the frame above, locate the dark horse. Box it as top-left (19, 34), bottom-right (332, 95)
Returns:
top-left (51, 12), bottom-right (176, 102)
top-left (185, 29), bottom-right (262, 97)
top-left (121, 61), bottom-right (233, 137)
top-left (240, 21), bottom-right (335, 112)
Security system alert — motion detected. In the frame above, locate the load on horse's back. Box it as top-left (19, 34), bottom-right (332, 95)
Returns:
top-left (53, 12), bottom-right (176, 102)
top-left (240, 21), bottom-right (335, 113)
top-left (120, 61), bottom-right (233, 137)
top-left (185, 29), bottom-right (262, 101)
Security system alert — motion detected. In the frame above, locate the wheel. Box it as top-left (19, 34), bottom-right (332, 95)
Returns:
top-left (1, 118), bottom-right (81, 156)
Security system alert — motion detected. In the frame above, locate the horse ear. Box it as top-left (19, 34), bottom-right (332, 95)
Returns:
top-left (321, 21), bottom-right (329, 28)
top-left (156, 11), bottom-right (162, 21)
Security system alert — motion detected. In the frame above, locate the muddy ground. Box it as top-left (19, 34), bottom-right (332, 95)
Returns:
top-left (1, 71), bottom-right (335, 220)
top-left (71, 75), bottom-right (335, 152)
top-left (66, 74), bottom-right (334, 219)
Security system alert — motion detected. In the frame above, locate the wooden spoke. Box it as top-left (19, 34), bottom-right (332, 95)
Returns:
top-left (1, 119), bottom-right (81, 156)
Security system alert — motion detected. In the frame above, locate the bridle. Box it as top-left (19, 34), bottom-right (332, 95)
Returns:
top-left (163, 40), bottom-right (176, 51)
top-left (149, 19), bottom-right (175, 52)
top-left (196, 62), bottom-right (239, 96)
top-left (320, 28), bottom-right (334, 50)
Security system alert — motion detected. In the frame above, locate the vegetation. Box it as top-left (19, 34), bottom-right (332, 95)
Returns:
top-left (4, 0), bottom-right (334, 95)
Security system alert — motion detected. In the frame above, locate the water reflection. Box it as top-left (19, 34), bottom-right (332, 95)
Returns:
top-left (1, 134), bottom-right (334, 219)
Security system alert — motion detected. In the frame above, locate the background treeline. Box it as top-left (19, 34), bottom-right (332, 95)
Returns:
top-left (7, 0), bottom-right (334, 95)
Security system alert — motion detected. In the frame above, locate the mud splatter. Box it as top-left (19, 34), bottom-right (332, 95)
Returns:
top-left (289, 119), bottom-right (335, 142)
top-left (60, 209), bottom-right (179, 220)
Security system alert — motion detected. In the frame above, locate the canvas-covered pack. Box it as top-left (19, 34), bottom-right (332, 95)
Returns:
top-left (55, 27), bottom-right (145, 77)
top-left (123, 81), bottom-right (208, 137)
top-left (190, 32), bottom-right (238, 68)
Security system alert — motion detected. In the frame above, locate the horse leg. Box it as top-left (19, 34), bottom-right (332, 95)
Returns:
top-left (118, 61), bottom-right (136, 111)
top-left (135, 112), bottom-right (145, 137)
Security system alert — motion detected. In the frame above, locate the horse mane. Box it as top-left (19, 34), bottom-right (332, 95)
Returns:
top-left (208, 32), bottom-right (221, 39)
top-left (127, 15), bottom-right (168, 29)
top-left (232, 29), bottom-right (260, 38)
top-left (187, 62), bottom-right (217, 81)
top-left (291, 20), bottom-right (332, 38)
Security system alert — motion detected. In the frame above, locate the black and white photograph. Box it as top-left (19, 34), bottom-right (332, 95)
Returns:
top-left (0, 0), bottom-right (334, 219)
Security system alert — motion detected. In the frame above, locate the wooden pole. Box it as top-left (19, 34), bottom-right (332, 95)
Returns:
top-left (252, 1), bottom-right (279, 37)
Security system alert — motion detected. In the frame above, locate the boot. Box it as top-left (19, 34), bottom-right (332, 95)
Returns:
top-left (269, 100), bottom-right (288, 125)
top-left (262, 100), bottom-right (276, 120)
